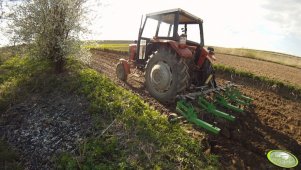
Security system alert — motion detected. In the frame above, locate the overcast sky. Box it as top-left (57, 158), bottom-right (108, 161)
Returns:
top-left (1, 0), bottom-right (301, 57)
top-left (86, 0), bottom-right (301, 57)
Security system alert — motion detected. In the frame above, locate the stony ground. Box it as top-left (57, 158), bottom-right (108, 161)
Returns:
top-left (1, 90), bottom-right (93, 169)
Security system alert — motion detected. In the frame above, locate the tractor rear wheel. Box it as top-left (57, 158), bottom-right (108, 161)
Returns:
top-left (145, 47), bottom-right (189, 103)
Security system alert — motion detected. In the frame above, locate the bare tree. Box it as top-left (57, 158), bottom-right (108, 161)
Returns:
top-left (9, 0), bottom-right (88, 73)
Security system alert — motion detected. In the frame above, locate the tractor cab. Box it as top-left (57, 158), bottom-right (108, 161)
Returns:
top-left (134, 8), bottom-right (205, 66)
top-left (142, 8), bottom-right (204, 45)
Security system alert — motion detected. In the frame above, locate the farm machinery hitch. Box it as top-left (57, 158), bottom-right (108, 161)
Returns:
top-left (175, 82), bottom-right (254, 135)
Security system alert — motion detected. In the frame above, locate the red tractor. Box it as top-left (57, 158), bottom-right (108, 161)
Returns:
top-left (116, 8), bottom-right (216, 102)
top-left (116, 8), bottom-right (253, 134)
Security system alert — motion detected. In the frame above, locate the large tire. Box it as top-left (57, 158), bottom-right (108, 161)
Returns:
top-left (116, 62), bottom-right (127, 81)
top-left (145, 47), bottom-right (189, 103)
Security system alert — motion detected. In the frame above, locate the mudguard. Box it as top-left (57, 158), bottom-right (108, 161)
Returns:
top-left (129, 44), bottom-right (137, 61)
top-left (151, 39), bottom-right (193, 58)
top-left (168, 41), bottom-right (193, 58)
top-left (119, 58), bottom-right (130, 74)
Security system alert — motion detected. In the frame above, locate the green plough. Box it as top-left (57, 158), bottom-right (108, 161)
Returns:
top-left (175, 82), bottom-right (254, 135)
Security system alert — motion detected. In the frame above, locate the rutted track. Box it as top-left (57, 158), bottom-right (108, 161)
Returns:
top-left (90, 49), bottom-right (301, 169)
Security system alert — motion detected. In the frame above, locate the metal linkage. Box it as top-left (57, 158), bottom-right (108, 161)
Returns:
top-left (214, 93), bottom-right (244, 113)
top-left (197, 97), bottom-right (235, 122)
top-left (184, 87), bottom-right (222, 99)
top-left (176, 100), bottom-right (221, 134)
top-left (175, 82), bottom-right (254, 135)
top-left (224, 87), bottom-right (254, 106)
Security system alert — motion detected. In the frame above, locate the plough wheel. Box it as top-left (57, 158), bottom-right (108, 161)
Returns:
top-left (116, 62), bottom-right (127, 81)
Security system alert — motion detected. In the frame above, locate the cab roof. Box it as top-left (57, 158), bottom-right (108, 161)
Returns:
top-left (146, 8), bottom-right (203, 24)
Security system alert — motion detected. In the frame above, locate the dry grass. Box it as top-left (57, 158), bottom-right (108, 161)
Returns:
top-left (212, 46), bottom-right (301, 68)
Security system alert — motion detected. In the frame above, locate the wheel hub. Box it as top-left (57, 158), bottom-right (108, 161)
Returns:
top-left (150, 61), bottom-right (172, 92)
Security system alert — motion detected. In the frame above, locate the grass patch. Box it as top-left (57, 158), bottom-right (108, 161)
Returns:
top-left (0, 56), bottom-right (50, 111)
top-left (214, 64), bottom-right (301, 98)
top-left (96, 44), bottom-right (129, 51)
top-left (55, 60), bottom-right (220, 169)
top-left (0, 56), bottom-right (51, 169)
top-left (212, 46), bottom-right (301, 68)
top-left (0, 45), bottom-right (28, 64)
top-left (85, 43), bottom-right (128, 55)
top-left (0, 56), bottom-right (219, 169)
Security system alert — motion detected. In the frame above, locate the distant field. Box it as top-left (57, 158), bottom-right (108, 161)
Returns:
top-left (86, 41), bottom-right (301, 90)
top-left (86, 43), bottom-right (129, 51)
top-left (213, 47), bottom-right (301, 68)
top-left (86, 40), bottom-right (301, 68)
top-left (215, 54), bottom-right (301, 90)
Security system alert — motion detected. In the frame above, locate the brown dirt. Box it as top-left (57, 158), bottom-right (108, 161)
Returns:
top-left (216, 53), bottom-right (301, 87)
top-left (90, 49), bottom-right (301, 170)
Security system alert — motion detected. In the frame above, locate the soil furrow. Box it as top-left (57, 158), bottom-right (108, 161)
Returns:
top-left (216, 53), bottom-right (301, 86)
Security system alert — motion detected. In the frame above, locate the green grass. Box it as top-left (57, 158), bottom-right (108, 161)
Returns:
top-left (85, 43), bottom-right (129, 53)
top-left (101, 44), bottom-right (129, 51)
top-left (56, 59), bottom-right (219, 169)
top-left (0, 56), bottom-right (50, 110)
top-left (0, 56), bottom-right (51, 169)
top-left (0, 55), bottom-right (219, 169)
top-left (0, 46), bottom-right (15, 64)
top-left (214, 64), bottom-right (301, 98)
top-left (0, 45), bottom-right (28, 64)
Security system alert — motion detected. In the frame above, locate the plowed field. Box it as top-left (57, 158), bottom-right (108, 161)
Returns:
top-left (216, 53), bottom-right (301, 86)
top-left (90, 50), bottom-right (301, 169)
